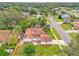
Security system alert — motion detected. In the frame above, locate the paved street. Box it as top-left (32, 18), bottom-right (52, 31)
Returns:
top-left (48, 16), bottom-right (72, 46)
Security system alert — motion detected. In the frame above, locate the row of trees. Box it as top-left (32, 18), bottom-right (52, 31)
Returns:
top-left (0, 3), bottom-right (50, 30)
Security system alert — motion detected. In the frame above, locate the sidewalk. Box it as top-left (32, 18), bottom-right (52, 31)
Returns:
top-left (52, 40), bottom-right (67, 46)
top-left (65, 30), bottom-right (79, 33)
top-left (56, 22), bottom-right (63, 24)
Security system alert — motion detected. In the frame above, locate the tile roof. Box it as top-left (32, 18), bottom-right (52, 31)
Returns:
top-left (0, 30), bottom-right (11, 42)
top-left (24, 28), bottom-right (52, 42)
top-left (24, 28), bottom-right (44, 38)
top-left (74, 22), bottom-right (79, 30)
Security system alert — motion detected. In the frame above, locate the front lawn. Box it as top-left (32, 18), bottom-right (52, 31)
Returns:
top-left (53, 15), bottom-right (64, 22)
top-left (46, 28), bottom-right (55, 40)
top-left (69, 33), bottom-right (79, 40)
top-left (52, 28), bottom-right (62, 40)
top-left (61, 23), bottom-right (74, 30)
top-left (46, 17), bottom-right (51, 24)
top-left (14, 43), bottom-right (68, 56)
top-left (34, 45), bottom-right (63, 56)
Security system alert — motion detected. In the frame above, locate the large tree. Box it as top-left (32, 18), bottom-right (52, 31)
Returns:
top-left (30, 9), bottom-right (37, 15)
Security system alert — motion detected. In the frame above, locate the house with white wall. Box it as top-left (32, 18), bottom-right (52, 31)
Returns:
top-left (23, 28), bottom-right (52, 45)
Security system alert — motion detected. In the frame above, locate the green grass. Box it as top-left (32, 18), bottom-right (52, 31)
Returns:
top-left (14, 43), bottom-right (32, 56)
top-left (34, 45), bottom-right (63, 56)
top-left (46, 28), bottom-right (55, 40)
top-left (52, 28), bottom-right (62, 40)
top-left (61, 23), bottom-right (74, 30)
top-left (47, 20), bottom-right (51, 24)
top-left (69, 33), bottom-right (79, 40)
top-left (14, 42), bottom-right (68, 56)
top-left (53, 15), bottom-right (64, 22)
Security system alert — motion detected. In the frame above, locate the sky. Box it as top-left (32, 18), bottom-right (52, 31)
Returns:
top-left (0, 0), bottom-right (79, 2)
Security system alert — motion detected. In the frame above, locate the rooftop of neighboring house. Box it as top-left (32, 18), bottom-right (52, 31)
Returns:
top-left (24, 28), bottom-right (52, 42)
top-left (72, 10), bottom-right (79, 12)
top-left (61, 13), bottom-right (69, 18)
top-left (0, 30), bottom-right (12, 42)
top-left (74, 22), bottom-right (79, 29)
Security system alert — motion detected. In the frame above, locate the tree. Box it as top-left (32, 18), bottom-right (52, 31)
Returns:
top-left (8, 34), bottom-right (18, 48)
top-left (8, 25), bottom-right (21, 48)
top-left (38, 16), bottom-right (47, 26)
top-left (30, 9), bottom-right (37, 15)
top-left (17, 18), bottom-right (32, 30)
top-left (23, 44), bottom-right (36, 56)
top-left (40, 7), bottom-right (49, 16)
top-left (13, 25), bottom-right (22, 33)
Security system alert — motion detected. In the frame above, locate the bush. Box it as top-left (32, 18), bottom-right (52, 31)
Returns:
top-left (23, 43), bottom-right (36, 56)
top-left (0, 47), bottom-right (9, 56)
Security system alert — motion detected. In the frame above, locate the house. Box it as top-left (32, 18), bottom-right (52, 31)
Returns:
top-left (74, 22), bottom-right (79, 30)
top-left (61, 13), bottom-right (70, 23)
top-left (72, 10), bottom-right (79, 13)
top-left (0, 30), bottom-right (12, 42)
top-left (23, 28), bottom-right (52, 45)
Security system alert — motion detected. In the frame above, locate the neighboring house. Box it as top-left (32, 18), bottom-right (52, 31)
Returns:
top-left (74, 22), bottom-right (79, 30)
top-left (61, 13), bottom-right (70, 23)
top-left (52, 8), bottom-right (59, 15)
top-left (0, 30), bottom-right (12, 42)
top-left (23, 28), bottom-right (52, 45)
top-left (72, 10), bottom-right (79, 13)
